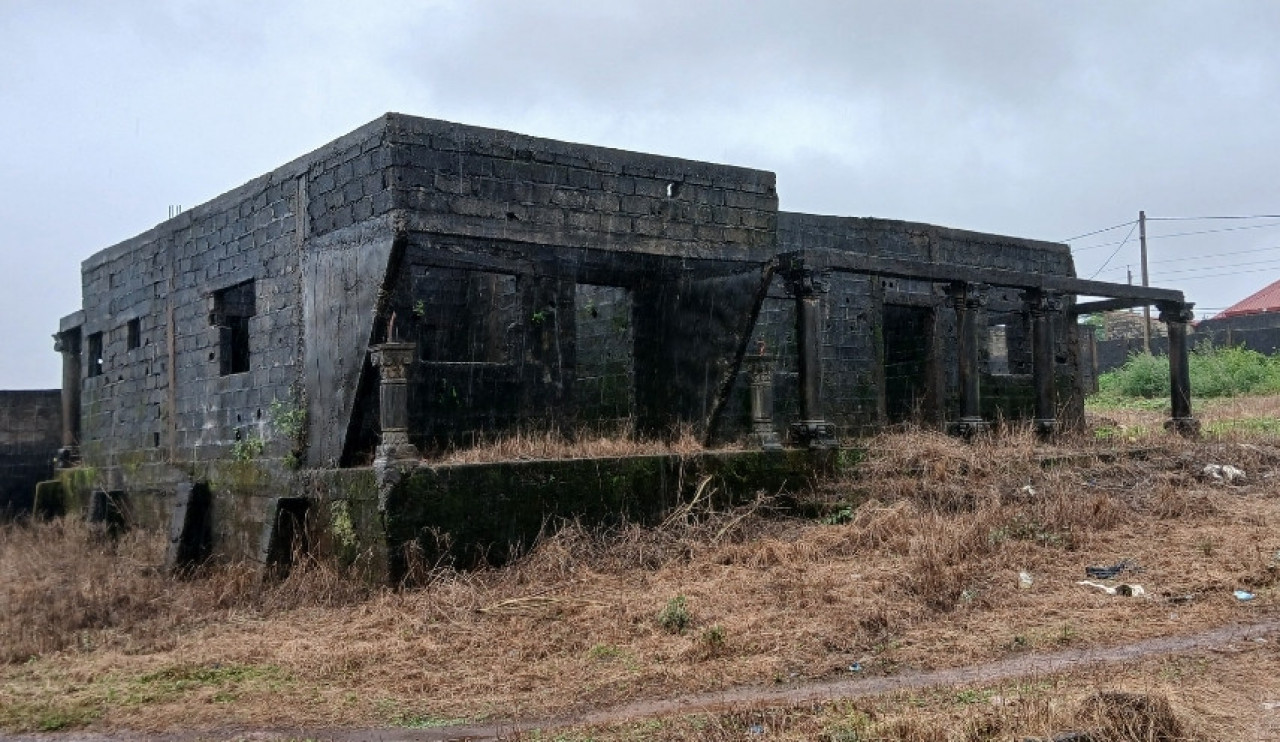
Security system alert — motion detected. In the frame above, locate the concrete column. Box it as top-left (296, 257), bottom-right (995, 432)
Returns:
top-left (370, 342), bottom-right (421, 463)
top-left (950, 283), bottom-right (989, 436)
top-left (1159, 304), bottom-right (1199, 436)
top-left (53, 328), bottom-right (82, 464)
top-left (745, 346), bottom-right (782, 451)
top-left (1026, 291), bottom-right (1062, 437)
top-left (786, 267), bottom-right (837, 449)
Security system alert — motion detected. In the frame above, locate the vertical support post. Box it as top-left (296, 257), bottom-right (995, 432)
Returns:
top-left (786, 264), bottom-right (837, 449)
top-left (370, 342), bottom-right (421, 464)
top-left (1159, 303), bottom-right (1199, 436)
top-left (1140, 210), bottom-right (1151, 355)
top-left (53, 329), bottom-right (82, 466)
top-left (745, 344), bottom-right (782, 451)
top-left (1026, 290), bottom-right (1062, 438)
top-left (798, 291), bottom-right (823, 421)
top-left (949, 282), bottom-right (989, 436)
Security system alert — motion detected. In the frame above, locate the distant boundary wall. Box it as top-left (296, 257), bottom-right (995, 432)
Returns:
top-left (1094, 321), bottom-right (1280, 374)
top-left (0, 390), bottom-right (60, 518)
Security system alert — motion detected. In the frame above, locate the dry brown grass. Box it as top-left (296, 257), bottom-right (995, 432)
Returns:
top-left (1090, 393), bottom-right (1280, 442)
top-left (525, 648), bottom-right (1280, 741)
top-left (2, 422), bottom-right (1280, 736)
top-left (427, 421), bottom-right (721, 465)
top-left (0, 518), bottom-right (372, 665)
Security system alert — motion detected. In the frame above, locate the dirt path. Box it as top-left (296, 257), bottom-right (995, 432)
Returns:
top-left (15, 616), bottom-right (1280, 742)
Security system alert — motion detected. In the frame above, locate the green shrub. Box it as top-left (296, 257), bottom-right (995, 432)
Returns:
top-left (1189, 344), bottom-right (1280, 398)
top-left (1098, 351), bottom-right (1169, 399)
top-left (1094, 343), bottom-right (1280, 402)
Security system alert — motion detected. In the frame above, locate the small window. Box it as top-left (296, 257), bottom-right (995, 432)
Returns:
top-left (126, 318), bottom-right (141, 351)
top-left (87, 332), bottom-right (104, 377)
top-left (210, 281), bottom-right (256, 375)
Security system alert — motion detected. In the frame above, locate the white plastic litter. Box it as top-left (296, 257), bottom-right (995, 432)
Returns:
top-left (1077, 580), bottom-right (1146, 597)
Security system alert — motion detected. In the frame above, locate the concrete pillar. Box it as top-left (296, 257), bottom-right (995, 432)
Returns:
top-left (745, 346), bottom-right (782, 451)
top-left (1026, 291), bottom-right (1062, 437)
top-left (1159, 304), bottom-right (1199, 436)
top-left (53, 328), bottom-right (82, 464)
top-left (786, 267), bottom-right (837, 449)
top-left (950, 283), bottom-right (989, 436)
top-left (370, 342), bottom-right (421, 463)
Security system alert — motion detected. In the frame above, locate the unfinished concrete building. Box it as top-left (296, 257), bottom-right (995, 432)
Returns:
top-left (45, 114), bottom-right (1195, 574)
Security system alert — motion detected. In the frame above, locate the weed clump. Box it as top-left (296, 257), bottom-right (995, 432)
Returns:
top-left (658, 595), bottom-right (692, 634)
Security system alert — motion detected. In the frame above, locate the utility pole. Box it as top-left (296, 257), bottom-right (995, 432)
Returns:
top-left (1140, 210), bottom-right (1151, 354)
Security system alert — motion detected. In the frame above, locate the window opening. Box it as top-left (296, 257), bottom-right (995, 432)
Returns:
top-left (410, 268), bottom-right (517, 363)
top-left (574, 284), bottom-right (635, 421)
top-left (126, 318), bottom-right (141, 351)
top-left (265, 498), bottom-right (311, 578)
top-left (87, 332), bottom-right (104, 377)
top-left (210, 281), bottom-right (256, 375)
top-left (882, 305), bottom-right (933, 423)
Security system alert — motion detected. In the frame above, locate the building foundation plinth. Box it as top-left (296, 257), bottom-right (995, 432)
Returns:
top-left (788, 420), bottom-right (838, 449)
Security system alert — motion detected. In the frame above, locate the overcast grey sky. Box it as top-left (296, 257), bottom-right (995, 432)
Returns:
top-left (4, 1), bottom-right (1279, 388)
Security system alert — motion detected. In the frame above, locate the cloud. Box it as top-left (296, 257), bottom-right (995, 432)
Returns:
top-left (3, 1), bottom-right (1280, 385)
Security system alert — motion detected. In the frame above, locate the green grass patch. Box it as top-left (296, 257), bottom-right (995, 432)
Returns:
top-left (374, 698), bottom-right (472, 728)
top-left (0, 663), bottom-right (292, 733)
top-left (1203, 417), bottom-right (1280, 436)
top-left (0, 699), bottom-right (102, 732)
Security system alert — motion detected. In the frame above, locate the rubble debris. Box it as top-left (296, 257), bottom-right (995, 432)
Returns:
top-left (1202, 464), bottom-right (1246, 484)
top-left (1084, 559), bottom-right (1140, 580)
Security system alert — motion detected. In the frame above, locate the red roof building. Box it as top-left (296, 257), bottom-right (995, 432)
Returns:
top-left (1215, 278), bottom-right (1280, 319)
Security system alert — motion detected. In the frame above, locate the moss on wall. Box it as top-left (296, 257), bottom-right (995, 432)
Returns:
top-left (382, 450), bottom-right (836, 579)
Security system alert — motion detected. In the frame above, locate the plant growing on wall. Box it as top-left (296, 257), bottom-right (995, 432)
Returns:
top-left (270, 393), bottom-right (307, 468)
top-left (231, 434), bottom-right (265, 462)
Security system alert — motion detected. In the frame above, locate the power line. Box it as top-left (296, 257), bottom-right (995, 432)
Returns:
top-left (1147, 221), bottom-right (1280, 240)
top-left (1087, 221), bottom-right (1138, 280)
top-left (1090, 243), bottom-right (1280, 278)
top-left (1154, 256), bottom-right (1280, 279)
top-left (1061, 220), bottom-right (1136, 243)
top-left (1072, 220), bottom-right (1280, 253)
top-left (1072, 236), bottom-right (1134, 252)
top-left (1165, 264), bottom-right (1280, 283)
top-left (1147, 244), bottom-right (1279, 266)
top-left (1147, 214), bottom-right (1280, 222)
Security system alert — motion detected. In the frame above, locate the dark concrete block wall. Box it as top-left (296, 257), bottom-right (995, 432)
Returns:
top-left (1095, 319), bottom-right (1280, 374)
top-left (0, 390), bottom-right (60, 517)
top-left (1095, 337), bottom-right (1172, 372)
top-left (74, 117), bottom-right (395, 473)
top-left (69, 113), bottom-right (782, 469)
top-left (383, 115), bottom-right (778, 259)
top-left (386, 238), bottom-right (771, 451)
top-left (737, 212), bottom-right (1085, 436)
top-left (357, 115), bottom-right (780, 452)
